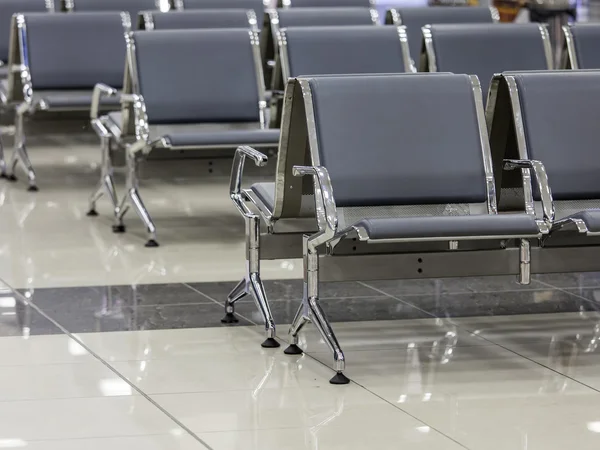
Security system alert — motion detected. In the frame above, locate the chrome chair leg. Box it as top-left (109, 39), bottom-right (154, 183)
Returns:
top-left (222, 214), bottom-right (279, 348)
top-left (284, 297), bottom-right (309, 356)
top-left (0, 136), bottom-right (6, 179)
top-left (87, 136), bottom-right (119, 217)
top-left (284, 236), bottom-right (348, 384)
top-left (114, 151), bottom-right (158, 247)
top-left (7, 106), bottom-right (37, 191)
top-left (518, 239), bottom-right (531, 285)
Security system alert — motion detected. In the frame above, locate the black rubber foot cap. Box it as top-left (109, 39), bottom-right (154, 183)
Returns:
top-left (145, 239), bottom-right (159, 248)
top-left (221, 312), bottom-right (239, 324)
top-left (86, 209), bottom-right (99, 217)
top-left (261, 337), bottom-right (280, 348)
top-left (0, 173), bottom-right (6, 179)
top-left (329, 372), bottom-right (350, 385)
top-left (284, 344), bottom-right (303, 355)
top-left (112, 224), bottom-right (126, 233)
top-left (27, 185), bottom-right (39, 192)
top-left (7, 174), bottom-right (17, 182)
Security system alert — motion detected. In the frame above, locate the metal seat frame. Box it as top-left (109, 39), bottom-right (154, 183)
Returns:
top-left (138, 8), bottom-right (259, 30)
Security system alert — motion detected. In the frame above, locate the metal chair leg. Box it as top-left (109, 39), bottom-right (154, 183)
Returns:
top-left (0, 136), bottom-right (6, 179)
top-left (7, 106), bottom-right (37, 191)
top-left (88, 136), bottom-right (118, 216)
top-left (114, 151), bottom-right (158, 247)
top-left (221, 278), bottom-right (248, 324)
top-left (284, 299), bottom-right (309, 355)
top-left (248, 272), bottom-right (279, 348)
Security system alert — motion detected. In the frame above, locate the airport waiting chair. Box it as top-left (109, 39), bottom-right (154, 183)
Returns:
top-left (385, 6), bottom-right (498, 71)
top-left (64, 0), bottom-right (165, 17)
top-left (138, 9), bottom-right (259, 30)
top-left (0, 12), bottom-right (129, 189)
top-left (0, 0), bottom-right (55, 78)
top-left (279, 0), bottom-right (374, 7)
top-left (421, 23), bottom-right (552, 98)
top-left (269, 25), bottom-right (411, 126)
top-left (89, 29), bottom-right (278, 247)
top-left (487, 70), bottom-right (600, 244)
top-left (173, 0), bottom-right (266, 28)
top-left (562, 24), bottom-right (600, 69)
top-left (227, 73), bottom-right (546, 383)
top-left (262, 7), bottom-right (378, 88)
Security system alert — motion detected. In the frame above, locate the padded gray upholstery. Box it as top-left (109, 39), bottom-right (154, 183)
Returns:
top-left (148, 9), bottom-right (252, 29)
top-left (276, 7), bottom-right (375, 27)
top-left (162, 129), bottom-right (280, 147)
top-left (284, 0), bottom-right (372, 7)
top-left (70, 0), bottom-right (158, 20)
top-left (355, 214), bottom-right (539, 240)
top-left (569, 24), bottom-right (600, 69)
top-left (0, 0), bottom-right (51, 63)
top-left (181, 0), bottom-right (265, 27)
top-left (133, 29), bottom-right (261, 124)
top-left (564, 210), bottom-right (600, 232)
top-left (23, 12), bottom-right (127, 90)
top-left (512, 71), bottom-right (600, 201)
top-left (0, 66), bottom-right (9, 79)
top-left (251, 182), bottom-right (276, 209)
top-left (307, 74), bottom-right (487, 207)
top-left (428, 24), bottom-right (549, 96)
top-left (284, 26), bottom-right (407, 81)
top-left (35, 90), bottom-right (121, 109)
top-left (389, 7), bottom-right (494, 65)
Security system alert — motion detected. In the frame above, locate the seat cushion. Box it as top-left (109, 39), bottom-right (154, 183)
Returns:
top-left (162, 129), bottom-right (280, 148)
top-left (0, 65), bottom-right (8, 79)
top-left (565, 210), bottom-right (600, 233)
top-left (34, 90), bottom-right (122, 110)
top-left (251, 182), bottom-right (275, 210)
top-left (354, 214), bottom-right (540, 240)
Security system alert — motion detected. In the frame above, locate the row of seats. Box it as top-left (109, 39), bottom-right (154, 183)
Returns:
top-left (563, 23), bottom-right (600, 69)
top-left (227, 70), bottom-right (600, 384)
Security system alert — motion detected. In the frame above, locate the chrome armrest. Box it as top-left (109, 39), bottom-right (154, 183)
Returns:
top-left (230, 145), bottom-right (268, 218)
top-left (90, 83), bottom-right (118, 120)
top-left (293, 165), bottom-right (338, 248)
top-left (504, 158), bottom-right (555, 225)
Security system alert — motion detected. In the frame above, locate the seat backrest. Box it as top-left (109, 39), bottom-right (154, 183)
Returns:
top-left (386, 7), bottom-right (496, 68)
top-left (176, 0), bottom-right (265, 27)
top-left (139, 9), bottom-right (256, 30)
top-left (563, 24), bottom-right (600, 69)
top-left (274, 26), bottom-right (410, 91)
top-left (129, 29), bottom-right (264, 124)
top-left (262, 7), bottom-right (377, 78)
top-left (0, 0), bottom-right (54, 63)
top-left (10, 12), bottom-right (128, 93)
top-left (304, 74), bottom-right (490, 208)
top-left (423, 23), bottom-right (552, 97)
top-left (280, 0), bottom-right (373, 7)
top-left (66, 0), bottom-right (161, 19)
top-left (489, 71), bottom-right (600, 214)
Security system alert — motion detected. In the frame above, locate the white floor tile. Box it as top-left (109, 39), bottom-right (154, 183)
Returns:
top-left (11, 434), bottom-right (204, 450)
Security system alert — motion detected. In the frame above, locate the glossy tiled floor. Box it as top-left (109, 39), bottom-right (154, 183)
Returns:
top-left (3, 131), bottom-right (600, 449)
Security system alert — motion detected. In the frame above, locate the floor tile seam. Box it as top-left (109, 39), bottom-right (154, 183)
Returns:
top-left (17, 433), bottom-right (199, 444)
top-left (0, 393), bottom-right (147, 405)
top-left (1, 283), bottom-right (216, 450)
top-left (359, 281), bottom-right (600, 395)
top-left (535, 278), bottom-right (600, 305)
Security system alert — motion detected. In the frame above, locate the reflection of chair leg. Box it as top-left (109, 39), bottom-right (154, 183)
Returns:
top-left (114, 151), bottom-right (158, 247)
top-left (0, 135), bottom-right (6, 179)
top-left (284, 236), bottom-right (348, 384)
top-left (87, 136), bottom-right (119, 216)
top-left (222, 214), bottom-right (278, 348)
top-left (7, 106), bottom-right (37, 191)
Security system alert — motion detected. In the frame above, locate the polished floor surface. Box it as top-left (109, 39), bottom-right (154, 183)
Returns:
top-left (3, 129), bottom-right (600, 449)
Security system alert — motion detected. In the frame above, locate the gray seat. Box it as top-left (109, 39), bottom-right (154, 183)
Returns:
top-left (422, 23), bottom-right (552, 97)
top-left (139, 9), bottom-right (256, 30)
top-left (262, 7), bottom-right (377, 85)
top-left (355, 215), bottom-right (540, 240)
top-left (1, 11), bottom-right (129, 190)
top-left (279, 0), bottom-right (373, 7)
top-left (95, 28), bottom-right (276, 247)
top-left (0, 0), bottom-right (54, 67)
top-left (487, 70), bottom-right (600, 238)
top-left (65, 0), bottom-right (161, 20)
top-left (563, 24), bottom-right (600, 69)
top-left (176, 0), bottom-right (265, 28)
top-left (250, 182), bottom-right (275, 210)
top-left (385, 6), bottom-right (496, 68)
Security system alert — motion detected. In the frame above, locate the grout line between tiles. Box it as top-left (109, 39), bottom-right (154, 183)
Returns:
top-left (359, 281), bottom-right (600, 396)
top-left (2, 283), bottom-right (215, 450)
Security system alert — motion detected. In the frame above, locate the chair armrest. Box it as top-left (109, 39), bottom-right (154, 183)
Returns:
top-left (230, 146), bottom-right (268, 218)
top-left (90, 83), bottom-right (118, 120)
top-left (504, 159), bottom-right (555, 224)
top-left (293, 165), bottom-right (338, 247)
